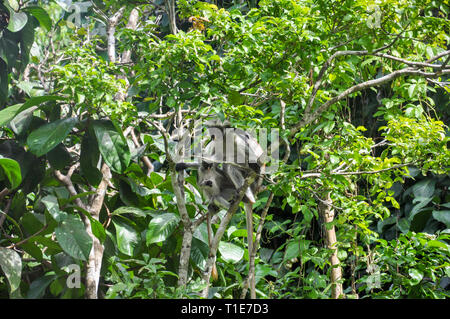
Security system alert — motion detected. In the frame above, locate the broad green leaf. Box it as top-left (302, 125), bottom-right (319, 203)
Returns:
top-left (80, 131), bottom-right (102, 186)
top-left (7, 11), bottom-right (28, 32)
top-left (408, 84), bottom-right (416, 98)
top-left (41, 195), bottom-right (67, 222)
top-left (0, 157), bottom-right (22, 189)
top-left (397, 218), bottom-right (410, 233)
top-left (23, 6), bottom-right (52, 31)
top-left (92, 120), bottom-right (131, 173)
top-left (194, 223), bottom-right (210, 244)
top-left (47, 144), bottom-right (71, 170)
top-left (284, 240), bottom-right (300, 261)
top-left (0, 247), bottom-right (22, 296)
top-left (20, 212), bottom-right (45, 235)
top-left (218, 241), bottom-right (244, 263)
top-left (112, 217), bottom-right (139, 256)
top-left (412, 179), bottom-right (436, 199)
top-left (55, 214), bottom-right (92, 261)
top-left (190, 238), bottom-right (209, 270)
top-left (408, 268), bottom-right (423, 285)
top-left (112, 206), bottom-right (148, 218)
top-left (432, 210), bottom-right (450, 228)
top-left (228, 90), bottom-right (241, 106)
top-left (26, 274), bottom-right (57, 299)
top-left (0, 104), bottom-right (23, 127)
top-left (410, 210), bottom-right (432, 232)
top-left (21, 241), bottom-right (43, 262)
top-left (0, 36), bottom-right (19, 67)
top-left (0, 96), bottom-right (66, 127)
top-left (409, 197), bottom-right (433, 219)
top-left (68, 204), bottom-right (106, 244)
top-left (27, 117), bottom-right (78, 157)
top-left (427, 240), bottom-right (448, 250)
top-left (89, 217), bottom-right (106, 244)
top-left (146, 213), bottom-right (180, 245)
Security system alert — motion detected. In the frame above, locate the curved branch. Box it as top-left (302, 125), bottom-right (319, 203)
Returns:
top-left (290, 67), bottom-right (450, 136)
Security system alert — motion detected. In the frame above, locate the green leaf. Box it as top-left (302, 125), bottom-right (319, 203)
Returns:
top-left (112, 217), bottom-right (139, 256)
top-left (412, 179), bottom-right (436, 199)
top-left (408, 84), bottom-right (416, 99)
top-left (26, 274), bottom-right (57, 299)
top-left (23, 6), bottom-right (52, 31)
top-left (432, 210), bottom-right (450, 228)
top-left (70, 204), bottom-right (106, 244)
top-left (47, 143), bottom-right (72, 170)
top-left (190, 237), bottom-right (209, 270)
top-left (0, 96), bottom-right (66, 127)
top-left (427, 240), bottom-right (448, 250)
top-left (92, 120), bottom-right (131, 173)
top-left (55, 214), bottom-right (92, 261)
top-left (218, 241), bottom-right (244, 263)
top-left (0, 157), bottom-right (22, 189)
top-left (228, 90), bottom-right (242, 106)
top-left (408, 268), bottom-right (423, 285)
top-left (27, 117), bottom-right (78, 157)
top-left (410, 210), bottom-right (432, 232)
top-left (0, 60), bottom-right (7, 103)
top-left (41, 195), bottom-right (67, 222)
top-left (397, 218), bottom-right (410, 233)
top-left (7, 11), bottom-right (28, 32)
top-left (80, 131), bottom-right (102, 186)
top-left (0, 104), bottom-right (23, 127)
top-left (112, 206), bottom-right (148, 218)
top-left (146, 213), bottom-right (180, 245)
top-left (0, 247), bottom-right (22, 296)
top-left (284, 240), bottom-right (299, 261)
top-left (0, 36), bottom-right (19, 68)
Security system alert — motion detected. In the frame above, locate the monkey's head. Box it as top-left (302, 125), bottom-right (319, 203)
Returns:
top-left (200, 180), bottom-right (214, 188)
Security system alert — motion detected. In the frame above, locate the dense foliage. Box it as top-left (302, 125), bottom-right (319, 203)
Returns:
top-left (0, 0), bottom-right (449, 299)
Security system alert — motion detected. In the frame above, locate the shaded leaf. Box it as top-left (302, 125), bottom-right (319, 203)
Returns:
top-left (23, 6), bottom-right (51, 31)
top-left (0, 247), bottom-right (22, 296)
top-left (41, 195), bottom-right (67, 222)
top-left (47, 143), bottom-right (71, 170)
top-left (26, 274), bottom-right (57, 299)
top-left (112, 217), bottom-right (139, 256)
top-left (112, 206), bottom-right (148, 218)
top-left (27, 117), bottom-right (78, 157)
top-left (92, 120), bottom-right (130, 173)
top-left (412, 179), bottom-right (436, 199)
top-left (0, 96), bottom-right (66, 127)
top-left (55, 214), bottom-right (92, 261)
top-left (80, 131), bottom-right (102, 186)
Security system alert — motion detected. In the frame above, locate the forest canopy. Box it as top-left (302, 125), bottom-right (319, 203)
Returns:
top-left (0, 0), bottom-right (449, 299)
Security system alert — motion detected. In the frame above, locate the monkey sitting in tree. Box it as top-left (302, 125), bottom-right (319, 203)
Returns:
top-left (174, 119), bottom-right (264, 299)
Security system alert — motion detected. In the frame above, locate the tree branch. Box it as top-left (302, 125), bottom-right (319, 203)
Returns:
top-left (201, 173), bottom-right (256, 298)
top-left (290, 67), bottom-right (450, 136)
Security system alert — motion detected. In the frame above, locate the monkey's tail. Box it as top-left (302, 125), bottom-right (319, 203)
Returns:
top-left (244, 202), bottom-right (256, 299)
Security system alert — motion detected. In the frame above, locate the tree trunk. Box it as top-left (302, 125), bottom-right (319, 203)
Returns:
top-left (319, 192), bottom-right (343, 299)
